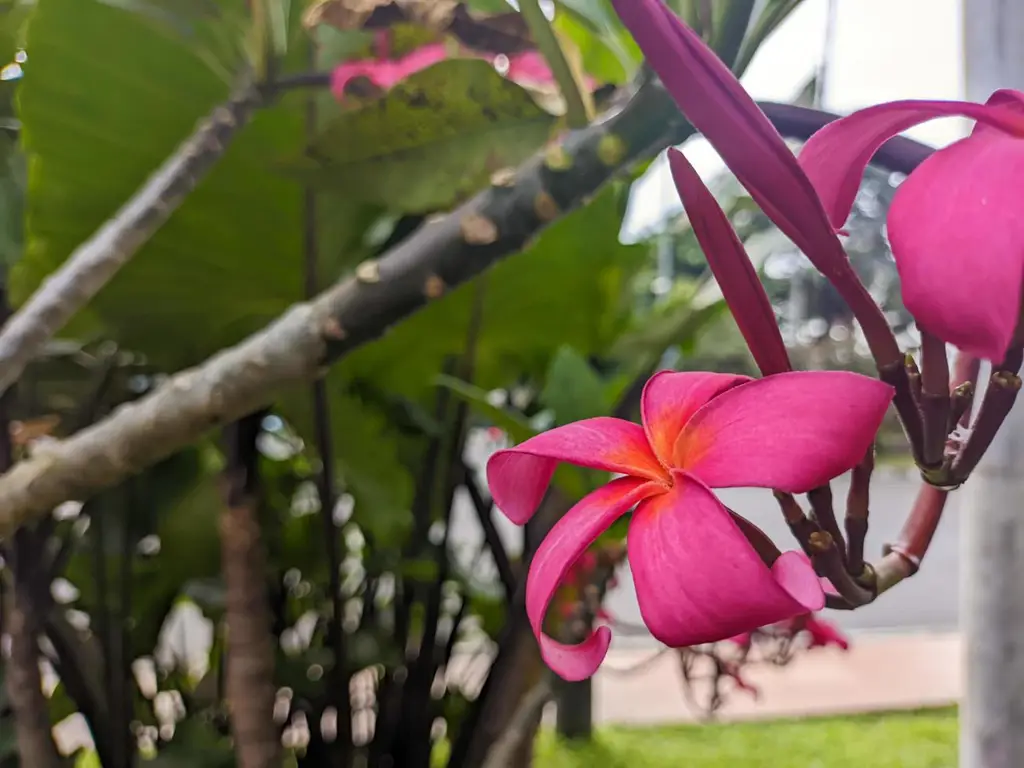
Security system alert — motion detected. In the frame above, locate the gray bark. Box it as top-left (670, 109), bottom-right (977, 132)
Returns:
top-left (961, 4), bottom-right (1024, 764)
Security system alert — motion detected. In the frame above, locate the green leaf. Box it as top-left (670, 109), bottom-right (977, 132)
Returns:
top-left (734, 0), bottom-right (805, 75)
top-left (554, 0), bottom-right (640, 74)
top-left (280, 58), bottom-right (556, 212)
top-left (47, 681), bottom-right (79, 724)
top-left (17, 0), bottom-right (408, 527)
top-left (554, 9), bottom-right (629, 85)
top-left (434, 374), bottom-right (538, 443)
top-left (540, 345), bottom-right (608, 426)
top-left (611, 287), bottom-right (729, 369)
top-left (150, 715), bottom-right (235, 767)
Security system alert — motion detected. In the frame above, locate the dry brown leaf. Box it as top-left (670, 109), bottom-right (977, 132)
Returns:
top-left (304, 0), bottom-right (459, 32)
top-left (10, 415), bottom-right (61, 447)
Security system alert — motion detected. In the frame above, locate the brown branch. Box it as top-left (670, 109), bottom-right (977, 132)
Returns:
top-left (867, 352), bottom-right (980, 593)
top-left (5, 532), bottom-right (62, 768)
top-left (918, 331), bottom-right (951, 469)
top-left (0, 287), bottom-right (61, 767)
top-left (480, 677), bottom-right (554, 768)
top-left (843, 448), bottom-right (873, 576)
top-left (0, 78), bottom-right (261, 398)
top-left (951, 347), bottom-right (1024, 482)
top-left (220, 412), bottom-right (281, 768)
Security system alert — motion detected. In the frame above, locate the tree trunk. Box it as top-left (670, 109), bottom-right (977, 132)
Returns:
top-left (5, 533), bottom-right (62, 768)
top-left (220, 414), bottom-right (281, 768)
top-left (961, 5), bottom-right (1024, 767)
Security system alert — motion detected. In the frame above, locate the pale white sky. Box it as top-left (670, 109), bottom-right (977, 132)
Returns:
top-left (624, 0), bottom-right (967, 237)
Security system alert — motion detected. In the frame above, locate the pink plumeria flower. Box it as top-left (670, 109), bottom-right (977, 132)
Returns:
top-left (487, 371), bottom-right (892, 681)
top-left (799, 90), bottom-right (1024, 361)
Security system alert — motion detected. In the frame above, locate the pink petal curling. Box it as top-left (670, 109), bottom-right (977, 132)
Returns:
top-left (641, 371), bottom-right (750, 468)
top-left (799, 92), bottom-right (1024, 230)
top-left (487, 417), bottom-right (668, 525)
top-left (675, 372), bottom-right (893, 493)
top-left (668, 149), bottom-right (792, 376)
top-left (887, 127), bottom-right (1024, 361)
top-left (527, 477), bottom-right (662, 681)
top-left (628, 475), bottom-right (824, 648)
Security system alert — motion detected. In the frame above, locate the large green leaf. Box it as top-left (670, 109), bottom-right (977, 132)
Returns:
top-left (282, 58), bottom-right (557, 212)
top-left (17, 0), bottom-right (409, 521)
top-left (554, 0), bottom-right (640, 77)
top-left (540, 345), bottom-right (607, 426)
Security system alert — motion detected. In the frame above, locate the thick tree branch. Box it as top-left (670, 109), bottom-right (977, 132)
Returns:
top-left (0, 79), bottom-right (261, 398)
top-left (0, 97), bottom-right (935, 539)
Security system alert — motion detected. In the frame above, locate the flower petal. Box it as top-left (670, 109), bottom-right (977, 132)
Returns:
top-left (641, 371), bottom-right (751, 468)
top-left (609, 0), bottom-right (897, 361)
top-left (628, 476), bottom-right (824, 647)
top-left (527, 477), bottom-right (661, 681)
top-left (676, 372), bottom-right (892, 492)
top-left (887, 129), bottom-right (1024, 361)
top-left (799, 95), bottom-right (1024, 229)
top-left (668, 149), bottom-right (792, 376)
top-left (487, 418), bottom-right (666, 525)
top-left (331, 43), bottom-right (450, 98)
top-left (804, 616), bottom-right (850, 650)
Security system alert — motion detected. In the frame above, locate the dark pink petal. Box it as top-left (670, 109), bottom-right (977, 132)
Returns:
top-left (640, 370), bottom-right (750, 468)
top-left (628, 476), bottom-right (824, 647)
top-left (527, 477), bottom-right (662, 681)
top-left (609, 0), bottom-right (896, 359)
top-left (727, 631), bottom-right (753, 647)
top-left (799, 94), bottom-right (1024, 229)
top-left (804, 616), bottom-right (850, 650)
top-left (331, 43), bottom-right (450, 98)
top-left (668, 149), bottom-right (792, 376)
top-left (607, 2), bottom-right (834, 257)
top-left (887, 129), bottom-right (1024, 360)
top-left (487, 417), bottom-right (668, 525)
top-left (676, 372), bottom-right (892, 492)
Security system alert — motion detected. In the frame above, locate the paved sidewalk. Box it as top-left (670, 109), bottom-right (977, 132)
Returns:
top-left (594, 632), bottom-right (961, 725)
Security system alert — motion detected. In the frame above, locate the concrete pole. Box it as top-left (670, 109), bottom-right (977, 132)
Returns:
top-left (961, 5), bottom-right (1024, 766)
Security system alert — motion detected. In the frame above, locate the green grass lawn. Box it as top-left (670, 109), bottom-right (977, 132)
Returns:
top-left (534, 708), bottom-right (958, 768)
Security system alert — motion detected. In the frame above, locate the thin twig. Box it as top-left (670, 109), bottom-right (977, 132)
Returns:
top-left (0, 79), bottom-right (261, 397)
top-left (302, 41), bottom-right (352, 764)
top-left (462, 464), bottom-right (516, 601)
top-left (918, 331), bottom-right (951, 469)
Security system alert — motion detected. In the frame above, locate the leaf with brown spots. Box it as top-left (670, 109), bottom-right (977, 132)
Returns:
top-left (279, 58), bottom-right (554, 212)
